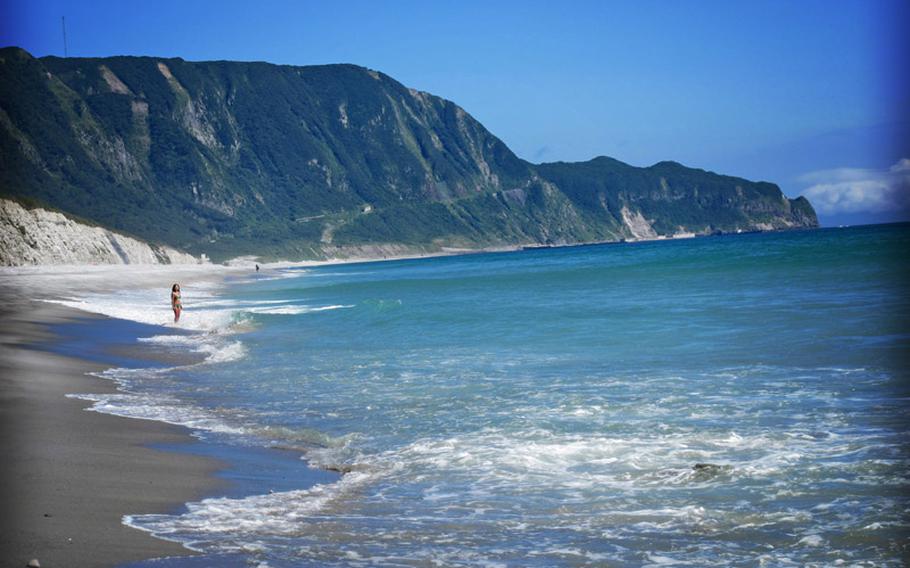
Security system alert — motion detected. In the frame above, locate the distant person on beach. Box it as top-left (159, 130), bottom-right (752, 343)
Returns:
top-left (171, 283), bottom-right (182, 322)
top-left (255, 264), bottom-right (259, 272)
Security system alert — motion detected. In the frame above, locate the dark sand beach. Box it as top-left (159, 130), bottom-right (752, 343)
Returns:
top-left (0, 300), bottom-right (225, 568)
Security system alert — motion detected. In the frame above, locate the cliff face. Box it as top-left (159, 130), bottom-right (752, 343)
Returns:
top-left (537, 157), bottom-right (818, 238)
top-left (0, 47), bottom-right (817, 261)
top-left (0, 199), bottom-right (200, 266)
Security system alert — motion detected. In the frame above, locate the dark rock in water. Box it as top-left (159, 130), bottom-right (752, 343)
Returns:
top-left (27, 559), bottom-right (40, 567)
top-left (692, 463), bottom-right (732, 479)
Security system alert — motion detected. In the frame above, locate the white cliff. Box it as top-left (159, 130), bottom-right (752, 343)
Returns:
top-left (0, 199), bottom-right (201, 266)
top-left (620, 206), bottom-right (659, 240)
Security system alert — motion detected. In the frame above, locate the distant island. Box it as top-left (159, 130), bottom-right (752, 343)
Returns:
top-left (0, 47), bottom-right (817, 262)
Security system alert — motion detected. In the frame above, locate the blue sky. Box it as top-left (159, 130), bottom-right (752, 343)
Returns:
top-left (2, 0), bottom-right (907, 226)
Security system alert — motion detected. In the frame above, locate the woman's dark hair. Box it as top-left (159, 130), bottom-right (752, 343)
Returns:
top-left (172, 283), bottom-right (180, 292)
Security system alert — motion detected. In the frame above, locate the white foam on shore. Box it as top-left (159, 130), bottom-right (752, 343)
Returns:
top-left (98, 365), bottom-right (907, 563)
top-left (45, 262), bottom-right (361, 457)
top-left (120, 415), bottom-right (865, 550)
top-left (136, 333), bottom-right (248, 365)
top-left (115, 419), bottom-right (898, 560)
top-left (54, 267), bottom-right (352, 443)
top-left (201, 339), bottom-right (248, 363)
top-left (24, 262), bottom-right (362, 505)
top-left (32, 266), bottom-right (348, 373)
top-left (77, 365), bottom-right (358, 454)
top-left (43, 279), bottom-right (233, 332)
top-left (341, 422), bottom-right (884, 507)
top-left (44, 289), bottom-right (348, 330)
top-left (125, 469), bottom-right (375, 544)
top-left (68, 391), bottom-right (249, 436)
top-left (73, 364), bottom-right (251, 440)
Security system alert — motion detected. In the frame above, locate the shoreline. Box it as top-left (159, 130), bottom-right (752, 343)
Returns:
top-left (0, 300), bottom-right (226, 567)
top-left (232, 225), bottom-right (830, 272)
top-left (0, 224), bottom-right (830, 277)
top-left (0, 263), bottom-right (339, 567)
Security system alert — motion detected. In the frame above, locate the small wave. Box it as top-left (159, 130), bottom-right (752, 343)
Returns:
top-left (796, 534), bottom-right (825, 547)
top-left (251, 270), bottom-right (310, 282)
top-left (83, 366), bottom-right (352, 458)
top-left (68, 391), bottom-right (247, 436)
top-left (350, 424), bottom-right (875, 503)
top-left (125, 470), bottom-right (375, 540)
top-left (363, 299), bottom-right (402, 311)
top-left (138, 334), bottom-right (202, 346)
top-left (188, 298), bottom-right (299, 308)
top-left (308, 304), bottom-right (355, 312)
top-left (246, 425), bottom-right (354, 451)
top-left (245, 304), bottom-right (355, 316)
top-left (202, 340), bottom-right (247, 363)
top-left (230, 270), bottom-right (311, 284)
top-left (137, 334), bottom-right (247, 364)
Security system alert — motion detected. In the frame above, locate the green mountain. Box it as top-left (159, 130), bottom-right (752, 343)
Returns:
top-left (0, 47), bottom-right (817, 260)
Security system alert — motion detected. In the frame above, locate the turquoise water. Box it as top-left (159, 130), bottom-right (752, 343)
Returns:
top-left (111, 226), bottom-right (907, 566)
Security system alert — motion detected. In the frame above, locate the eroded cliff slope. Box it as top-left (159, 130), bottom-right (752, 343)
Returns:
top-left (0, 198), bottom-right (200, 266)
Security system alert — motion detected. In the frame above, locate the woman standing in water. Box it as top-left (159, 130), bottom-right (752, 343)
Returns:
top-left (171, 283), bottom-right (182, 322)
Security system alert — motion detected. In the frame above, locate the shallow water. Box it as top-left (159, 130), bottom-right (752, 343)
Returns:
top-left (83, 225), bottom-right (907, 566)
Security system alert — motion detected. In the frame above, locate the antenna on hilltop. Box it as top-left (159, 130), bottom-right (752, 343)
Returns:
top-left (61, 16), bottom-right (68, 57)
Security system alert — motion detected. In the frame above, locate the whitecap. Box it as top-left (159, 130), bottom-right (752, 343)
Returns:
top-left (245, 304), bottom-right (355, 315)
top-left (137, 334), bottom-right (247, 365)
top-left (797, 534), bottom-right (825, 547)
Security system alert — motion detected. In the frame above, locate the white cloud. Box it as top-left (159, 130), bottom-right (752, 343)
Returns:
top-left (799, 159), bottom-right (910, 215)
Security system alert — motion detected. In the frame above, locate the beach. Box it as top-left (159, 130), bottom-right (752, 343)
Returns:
top-left (0, 298), bottom-right (225, 567)
top-left (0, 263), bottom-right (244, 567)
top-left (0, 261), bottom-right (348, 567)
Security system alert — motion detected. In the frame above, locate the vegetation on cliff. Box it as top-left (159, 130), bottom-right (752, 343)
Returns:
top-left (0, 47), bottom-right (817, 260)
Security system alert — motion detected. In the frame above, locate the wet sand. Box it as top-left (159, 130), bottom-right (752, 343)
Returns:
top-left (0, 300), bottom-right (226, 567)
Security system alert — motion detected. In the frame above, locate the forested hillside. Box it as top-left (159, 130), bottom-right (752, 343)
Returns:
top-left (0, 47), bottom-right (817, 260)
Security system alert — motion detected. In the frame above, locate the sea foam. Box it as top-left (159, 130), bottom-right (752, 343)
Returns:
top-left (126, 470), bottom-right (375, 540)
top-left (62, 267), bottom-right (354, 452)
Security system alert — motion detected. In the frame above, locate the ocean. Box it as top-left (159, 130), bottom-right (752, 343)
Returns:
top-left (56, 225), bottom-right (908, 566)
